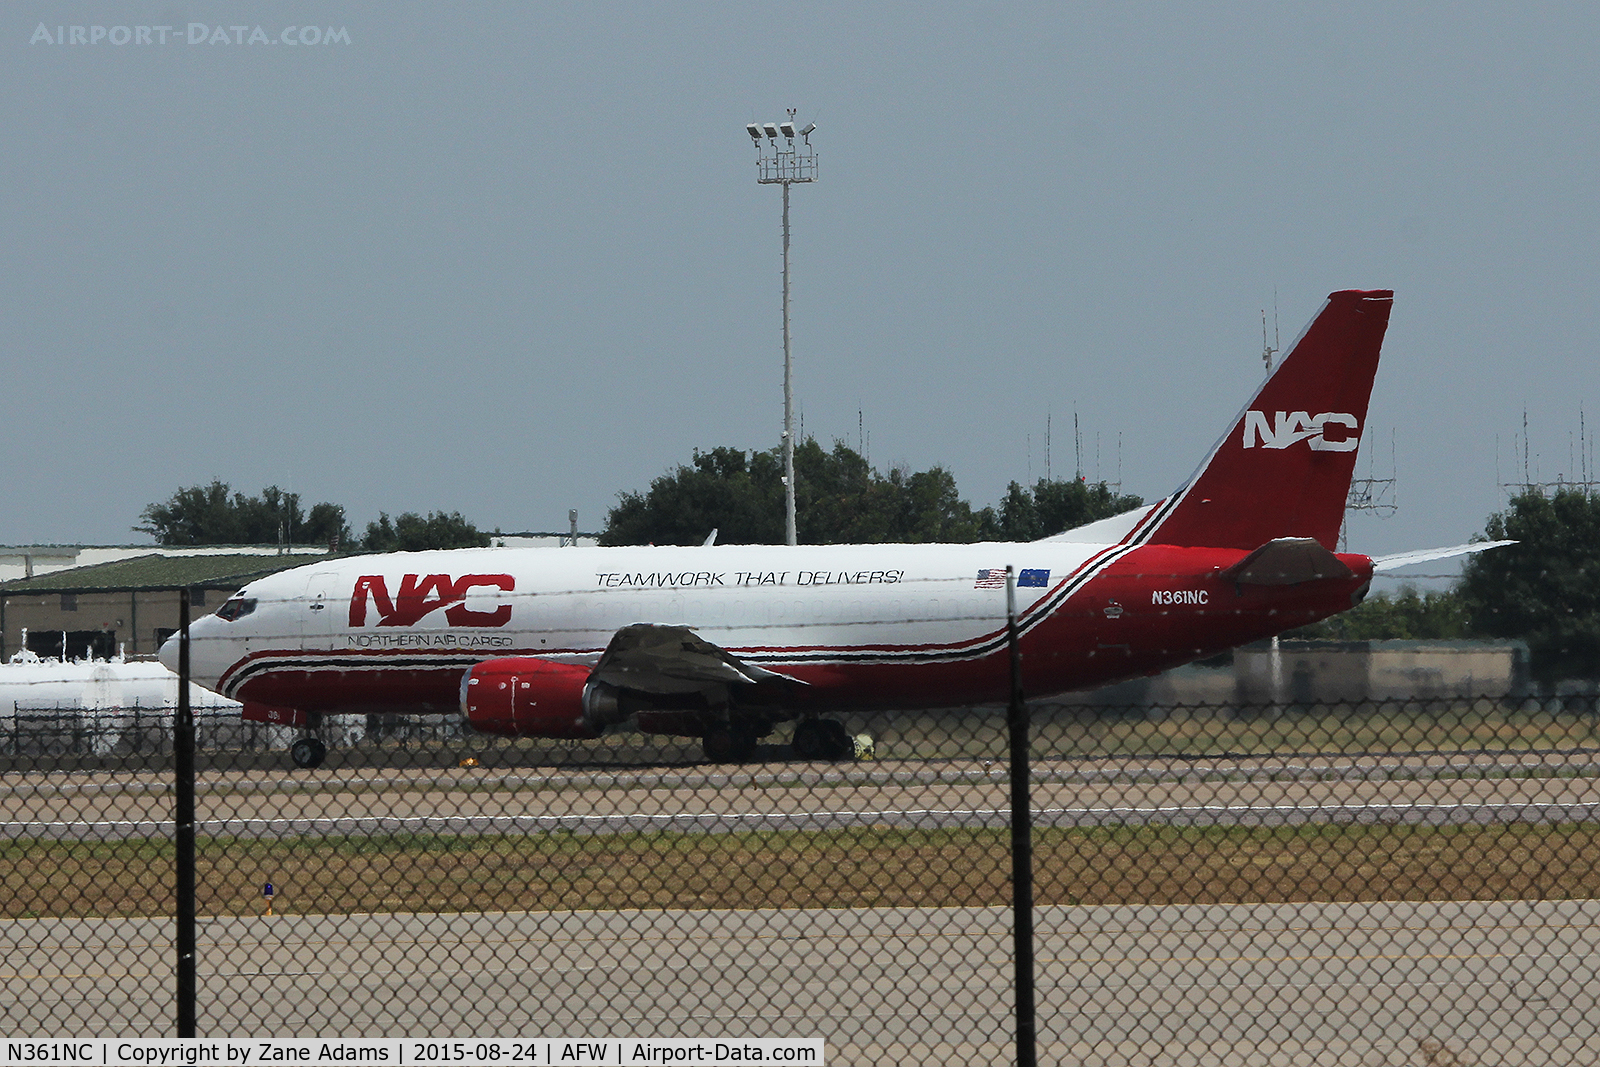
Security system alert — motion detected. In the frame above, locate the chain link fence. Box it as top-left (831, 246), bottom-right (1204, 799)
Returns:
top-left (4, 694), bottom-right (1599, 1063)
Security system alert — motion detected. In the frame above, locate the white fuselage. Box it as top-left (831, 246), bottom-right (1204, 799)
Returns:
top-left (170, 541), bottom-right (1115, 712)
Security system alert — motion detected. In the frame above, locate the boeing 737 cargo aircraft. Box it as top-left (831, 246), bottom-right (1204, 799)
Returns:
top-left (162, 290), bottom-right (1504, 767)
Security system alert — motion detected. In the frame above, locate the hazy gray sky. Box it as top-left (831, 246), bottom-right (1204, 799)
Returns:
top-left (3, 2), bottom-right (1596, 563)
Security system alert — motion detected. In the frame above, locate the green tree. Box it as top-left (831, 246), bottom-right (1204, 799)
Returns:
top-left (601, 439), bottom-right (994, 546)
top-left (362, 511), bottom-right (495, 552)
top-left (602, 447), bottom-right (786, 546)
top-left (877, 464), bottom-right (988, 543)
top-left (992, 477), bottom-right (1144, 541)
top-left (601, 440), bottom-right (1142, 546)
top-left (138, 481), bottom-right (350, 546)
top-left (794, 440), bottom-right (992, 543)
top-left (791, 439), bottom-right (887, 542)
top-left (1289, 585), bottom-right (1469, 641)
top-left (1459, 488), bottom-right (1600, 680)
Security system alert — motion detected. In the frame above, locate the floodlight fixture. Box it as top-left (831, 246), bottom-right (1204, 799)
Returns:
top-left (746, 123), bottom-right (762, 141)
top-left (762, 123), bottom-right (780, 139)
top-left (799, 122), bottom-right (816, 138)
top-left (779, 121), bottom-right (796, 139)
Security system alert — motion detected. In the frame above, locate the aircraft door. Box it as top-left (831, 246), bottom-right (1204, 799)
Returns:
top-left (297, 569), bottom-right (336, 653)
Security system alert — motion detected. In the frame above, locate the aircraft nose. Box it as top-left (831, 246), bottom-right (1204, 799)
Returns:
top-left (158, 615), bottom-right (229, 693)
top-left (157, 617), bottom-right (204, 674)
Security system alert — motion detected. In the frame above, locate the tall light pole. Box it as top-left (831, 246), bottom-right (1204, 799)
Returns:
top-left (747, 110), bottom-right (817, 546)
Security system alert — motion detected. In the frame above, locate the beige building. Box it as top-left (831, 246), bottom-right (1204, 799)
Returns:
top-left (1232, 638), bottom-right (1532, 702)
top-left (1071, 638), bottom-right (1532, 706)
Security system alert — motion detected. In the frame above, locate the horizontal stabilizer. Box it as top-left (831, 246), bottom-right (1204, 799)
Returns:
top-left (1223, 537), bottom-right (1354, 585)
top-left (1371, 541), bottom-right (1515, 572)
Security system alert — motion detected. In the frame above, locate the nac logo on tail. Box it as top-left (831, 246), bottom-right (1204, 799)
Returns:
top-left (1242, 411), bottom-right (1359, 452)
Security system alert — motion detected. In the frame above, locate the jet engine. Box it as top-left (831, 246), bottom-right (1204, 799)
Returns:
top-left (459, 658), bottom-right (602, 739)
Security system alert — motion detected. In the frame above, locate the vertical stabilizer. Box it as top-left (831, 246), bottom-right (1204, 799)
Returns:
top-left (1133, 289), bottom-right (1393, 551)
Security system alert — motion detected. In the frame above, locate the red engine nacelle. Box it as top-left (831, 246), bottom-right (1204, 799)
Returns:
top-left (460, 657), bottom-right (602, 739)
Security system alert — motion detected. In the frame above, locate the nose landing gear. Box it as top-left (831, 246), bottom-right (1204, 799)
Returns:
top-left (288, 736), bottom-right (327, 769)
top-left (288, 712), bottom-right (327, 768)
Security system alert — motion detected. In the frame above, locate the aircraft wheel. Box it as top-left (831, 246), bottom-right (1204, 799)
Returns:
top-left (818, 720), bottom-right (852, 761)
top-left (289, 737), bottom-right (327, 769)
top-left (702, 728), bottom-right (736, 763)
top-left (705, 726), bottom-right (760, 763)
top-left (730, 727), bottom-right (760, 762)
top-left (791, 720), bottom-right (826, 760)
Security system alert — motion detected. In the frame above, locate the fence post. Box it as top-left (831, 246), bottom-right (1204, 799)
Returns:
top-left (175, 588), bottom-right (197, 1037)
top-left (1005, 567), bottom-right (1037, 1067)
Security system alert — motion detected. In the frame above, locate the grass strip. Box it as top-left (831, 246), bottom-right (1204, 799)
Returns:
top-left (3, 822), bottom-right (1598, 919)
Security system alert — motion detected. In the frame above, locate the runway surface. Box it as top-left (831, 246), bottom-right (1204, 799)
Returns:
top-left (5, 901), bottom-right (1597, 1065)
top-left (3, 755), bottom-right (1599, 840)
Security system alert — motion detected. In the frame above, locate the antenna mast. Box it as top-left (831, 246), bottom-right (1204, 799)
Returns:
top-left (1073, 411), bottom-right (1082, 480)
top-left (1261, 306), bottom-right (1280, 371)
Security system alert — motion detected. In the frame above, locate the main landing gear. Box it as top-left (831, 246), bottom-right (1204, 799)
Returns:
top-left (791, 718), bottom-right (852, 761)
top-left (701, 724), bottom-right (761, 763)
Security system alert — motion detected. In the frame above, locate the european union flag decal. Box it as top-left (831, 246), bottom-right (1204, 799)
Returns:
top-left (1018, 569), bottom-right (1050, 588)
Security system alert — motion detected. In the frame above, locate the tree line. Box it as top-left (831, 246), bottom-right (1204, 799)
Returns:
top-left (143, 441), bottom-right (1143, 555)
top-left (137, 480), bottom-right (494, 552)
top-left (600, 439), bottom-right (1142, 546)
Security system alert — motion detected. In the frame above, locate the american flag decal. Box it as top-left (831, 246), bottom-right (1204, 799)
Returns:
top-left (974, 568), bottom-right (1007, 589)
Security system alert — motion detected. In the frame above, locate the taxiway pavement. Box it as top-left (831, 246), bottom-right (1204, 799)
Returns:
top-left (5, 900), bottom-right (1597, 1065)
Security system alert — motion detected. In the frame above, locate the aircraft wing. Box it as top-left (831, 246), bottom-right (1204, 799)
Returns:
top-left (1371, 541), bottom-right (1516, 571)
top-left (590, 623), bottom-right (806, 696)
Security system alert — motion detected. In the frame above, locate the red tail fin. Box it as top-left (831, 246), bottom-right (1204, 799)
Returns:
top-left (1134, 289), bottom-right (1393, 551)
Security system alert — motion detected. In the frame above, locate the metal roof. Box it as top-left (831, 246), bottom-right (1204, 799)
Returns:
top-left (0, 553), bottom-right (316, 595)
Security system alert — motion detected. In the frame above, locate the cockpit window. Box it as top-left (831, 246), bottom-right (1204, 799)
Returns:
top-left (215, 597), bottom-right (257, 622)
